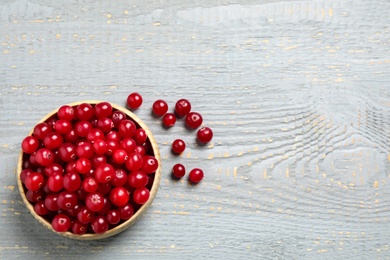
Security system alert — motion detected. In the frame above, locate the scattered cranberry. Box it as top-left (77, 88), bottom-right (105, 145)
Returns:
top-left (175, 99), bottom-right (191, 117)
top-left (172, 139), bottom-right (186, 154)
top-left (189, 168), bottom-right (204, 183)
top-left (162, 113), bottom-right (176, 127)
top-left (172, 164), bottom-right (185, 178)
top-left (127, 92), bottom-right (143, 109)
top-left (197, 127), bottom-right (213, 143)
top-left (152, 99), bottom-right (168, 117)
top-left (185, 112), bottom-right (203, 129)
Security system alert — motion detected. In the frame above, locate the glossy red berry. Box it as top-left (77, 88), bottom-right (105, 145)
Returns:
top-left (152, 99), bottom-right (168, 117)
top-left (93, 139), bottom-right (108, 155)
top-left (91, 215), bottom-right (109, 234)
top-left (197, 127), bottom-right (213, 143)
top-left (127, 92), bottom-right (143, 109)
top-left (71, 221), bottom-right (88, 235)
top-left (47, 173), bottom-right (64, 192)
top-left (43, 132), bottom-right (63, 150)
top-left (189, 168), bottom-right (204, 183)
top-left (109, 187), bottom-right (130, 207)
top-left (134, 128), bottom-right (147, 145)
top-left (54, 119), bottom-right (72, 134)
top-left (118, 119), bottom-right (136, 138)
top-left (133, 187), bottom-right (150, 205)
top-left (21, 136), bottom-right (40, 154)
top-left (24, 172), bottom-right (45, 191)
top-left (97, 117), bottom-right (113, 133)
top-left (172, 163), bottom-right (185, 178)
top-left (77, 206), bottom-right (95, 224)
top-left (76, 103), bottom-right (94, 121)
top-left (142, 155), bottom-right (159, 174)
top-left (118, 203), bottom-right (134, 220)
top-left (111, 111), bottom-right (126, 128)
top-left (185, 112), bottom-right (203, 129)
top-left (162, 113), bottom-right (176, 127)
top-left (57, 105), bottom-right (75, 121)
top-left (26, 189), bottom-right (44, 202)
top-left (106, 140), bottom-right (120, 155)
top-left (112, 149), bottom-right (128, 164)
top-left (52, 214), bottom-right (71, 232)
top-left (94, 163), bottom-right (115, 183)
top-left (87, 128), bottom-right (105, 143)
top-left (125, 153), bottom-right (143, 171)
top-left (127, 170), bottom-right (148, 188)
top-left (34, 148), bottom-right (55, 167)
top-left (172, 139), bottom-right (186, 154)
top-left (76, 141), bottom-right (94, 158)
top-left (175, 99), bottom-right (191, 117)
top-left (120, 138), bottom-right (136, 154)
top-left (57, 191), bottom-right (78, 210)
top-left (43, 163), bottom-right (64, 177)
top-left (85, 192), bottom-right (105, 212)
top-left (94, 102), bottom-right (112, 118)
top-left (74, 120), bottom-right (93, 137)
top-left (34, 201), bottom-right (49, 215)
top-left (58, 143), bottom-right (77, 162)
top-left (63, 172), bottom-right (82, 192)
top-left (111, 169), bottom-right (128, 187)
top-left (75, 158), bottom-right (92, 174)
top-left (106, 209), bottom-right (121, 225)
top-left (64, 129), bottom-right (79, 143)
top-left (90, 155), bottom-right (107, 169)
top-left (82, 177), bottom-right (99, 193)
top-left (105, 130), bottom-right (121, 142)
top-left (20, 169), bottom-right (33, 183)
top-left (33, 122), bottom-right (52, 139)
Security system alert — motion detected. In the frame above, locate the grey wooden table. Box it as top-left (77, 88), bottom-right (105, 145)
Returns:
top-left (1, 0), bottom-right (390, 259)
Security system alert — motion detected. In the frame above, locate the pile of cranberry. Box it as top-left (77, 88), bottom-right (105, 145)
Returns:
top-left (127, 93), bottom-right (213, 183)
top-left (20, 101), bottom-right (159, 235)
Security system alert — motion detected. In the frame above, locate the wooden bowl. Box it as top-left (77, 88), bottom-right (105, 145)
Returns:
top-left (16, 100), bottom-right (162, 240)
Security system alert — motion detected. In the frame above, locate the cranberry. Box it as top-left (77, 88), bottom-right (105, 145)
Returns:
top-left (77, 206), bottom-right (95, 224)
top-left (91, 216), bottom-right (109, 234)
top-left (90, 155), bottom-right (107, 168)
top-left (52, 214), bottom-right (71, 232)
top-left (189, 168), bottom-right (204, 183)
top-left (97, 182), bottom-right (112, 196)
top-left (106, 130), bottom-right (121, 142)
top-left (43, 132), bottom-right (63, 150)
top-left (134, 128), bottom-right (147, 145)
top-left (172, 139), bottom-right (186, 154)
top-left (94, 102), bottom-right (112, 118)
top-left (47, 173), bottom-right (64, 192)
top-left (33, 123), bottom-right (52, 139)
top-left (118, 203), bottom-right (134, 220)
top-left (75, 158), bottom-right (92, 174)
top-left (127, 92), bottom-right (143, 109)
top-left (112, 149), bottom-right (128, 164)
top-left (26, 189), bottom-right (44, 202)
top-left (162, 113), bottom-right (176, 127)
top-left (111, 169), bottom-right (128, 187)
top-left (44, 193), bottom-right (60, 211)
top-left (172, 163), bottom-right (185, 178)
top-left (20, 169), bottom-right (34, 183)
top-left (54, 119), bottom-right (72, 134)
top-left (74, 120), bottom-right (93, 137)
top-left (64, 129), bottom-right (79, 143)
top-left (63, 172), bottom-right (81, 192)
top-left (57, 105), bottom-right (75, 121)
top-left (21, 136), bottom-right (40, 154)
top-left (76, 141), bottom-right (94, 158)
top-left (82, 177), bottom-right (99, 193)
top-left (34, 148), bottom-right (55, 167)
top-left (175, 99), bottom-right (191, 117)
top-left (197, 127), bottom-right (213, 143)
top-left (58, 143), bottom-right (77, 162)
top-left (43, 163), bottom-right (64, 177)
top-left (93, 139), bottom-right (108, 155)
top-left (134, 145), bottom-right (145, 156)
top-left (106, 140), bottom-right (120, 155)
top-left (185, 112), bottom-right (203, 129)
top-left (97, 117), bottom-right (114, 133)
top-left (24, 172), bottom-right (45, 191)
top-left (127, 170), bottom-right (148, 188)
top-left (133, 187), bottom-right (150, 205)
top-left (76, 103), bottom-right (94, 121)
top-left (71, 221), bottom-right (87, 235)
top-left (142, 155), bottom-right (159, 174)
top-left (87, 129), bottom-right (105, 143)
top-left (111, 111), bottom-right (126, 128)
top-left (152, 99), bottom-right (168, 117)
top-left (106, 209), bottom-right (121, 225)
top-left (120, 138), bottom-right (136, 154)
top-left (118, 119), bottom-right (136, 138)
top-left (109, 187), bottom-right (130, 207)
top-left (85, 192), bottom-right (105, 212)
top-left (57, 191), bottom-right (78, 210)
top-left (94, 163), bottom-right (115, 183)
top-left (34, 201), bottom-right (49, 215)
top-left (97, 197), bottom-right (112, 215)
top-left (125, 153), bottom-right (143, 171)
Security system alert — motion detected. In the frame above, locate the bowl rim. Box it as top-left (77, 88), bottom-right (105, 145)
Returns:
top-left (16, 100), bottom-right (162, 240)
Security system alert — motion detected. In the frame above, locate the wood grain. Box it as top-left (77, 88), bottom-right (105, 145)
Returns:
top-left (1, 0), bottom-right (390, 259)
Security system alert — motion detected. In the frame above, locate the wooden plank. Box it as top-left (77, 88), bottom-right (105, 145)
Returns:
top-left (1, 0), bottom-right (389, 258)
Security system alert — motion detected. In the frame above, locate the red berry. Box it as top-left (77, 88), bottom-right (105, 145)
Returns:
top-left (133, 187), bottom-right (150, 205)
top-left (152, 99), bottom-right (168, 117)
top-left (134, 145), bottom-right (145, 155)
top-left (112, 149), bottom-right (128, 164)
top-left (94, 163), bottom-right (115, 183)
top-left (93, 139), bottom-right (108, 155)
top-left (97, 182), bottom-right (112, 196)
top-left (172, 139), bottom-right (186, 154)
top-left (24, 172), bottom-right (45, 191)
top-left (127, 170), bottom-right (148, 188)
top-left (127, 92), bottom-right (143, 109)
top-left (172, 163), bottom-right (185, 178)
top-left (106, 209), bottom-right (121, 225)
top-left (85, 192), bottom-right (105, 212)
top-left (106, 140), bottom-right (120, 155)
top-left (47, 173), bottom-right (64, 192)
top-left (26, 189), bottom-right (44, 202)
top-left (75, 158), bottom-right (92, 174)
top-left (58, 143), bottom-right (77, 162)
top-left (74, 120), bottom-right (93, 137)
top-left (111, 111), bottom-right (126, 128)
top-left (43, 163), bottom-right (64, 177)
top-left (175, 99), bottom-right (191, 117)
top-left (76, 103), bottom-right (94, 121)
top-left (20, 168), bottom-right (34, 183)
top-left (162, 113), bottom-right (176, 127)
top-left (63, 172), bottom-right (81, 192)
top-left (97, 117), bottom-right (114, 133)
top-left (185, 112), bottom-right (203, 129)
top-left (120, 138), bottom-right (136, 154)
top-left (118, 203), bottom-right (134, 220)
top-left (54, 119), bottom-right (72, 134)
top-left (134, 128), bottom-right (147, 145)
top-left (87, 128), bottom-right (105, 143)
top-left (57, 105), bottom-right (75, 121)
top-left (125, 153), bottom-right (143, 171)
top-left (118, 119), bottom-right (136, 138)
top-left (82, 177), bottom-right (99, 193)
top-left (33, 123), bottom-right (52, 139)
top-left (106, 130), bottom-right (121, 142)
top-left (77, 206), bottom-right (95, 224)
top-left (197, 127), bottom-right (213, 143)
top-left (142, 155), bottom-right (159, 174)
top-left (111, 169), bottom-right (128, 187)
top-left (43, 132), bottom-right (63, 150)
top-left (52, 214), bottom-right (71, 232)
top-left (57, 191), bottom-right (78, 210)
top-left (21, 136), bottom-right (40, 154)
top-left (90, 155), bottom-right (107, 169)
top-left (71, 221), bottom-right (87, 235)
top-left (64, 129), bottom-right (79, 143)
top-left (109, 187), bottom-right (130, 207)
top-left (44, 193), bottom-right (60, 211)
top-left (94, 102), bottom-right (112, 118)
top-left (189, 168), bottom-right (204, 183)
top-left (91, 215), bottom-right (109, 234)
top-left (97, 196), bottom-right (112, 215)
top-left (34, 148), bottom-right (55, 166)
top-left (76, 141), bottom-right (94, 158)
top-left (34, 201), bottom-right (49, 215)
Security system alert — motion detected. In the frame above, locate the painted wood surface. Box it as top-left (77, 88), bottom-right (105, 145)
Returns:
top-left (1, 0), bottom-right (389, 259)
